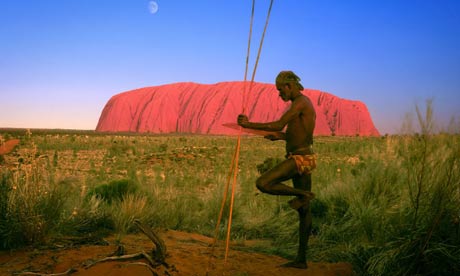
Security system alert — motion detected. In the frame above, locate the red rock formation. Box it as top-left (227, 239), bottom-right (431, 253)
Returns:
top-left (96, 82), bottom-right (380, 136)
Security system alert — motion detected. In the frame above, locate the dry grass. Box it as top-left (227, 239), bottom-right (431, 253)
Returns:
top-left (0, 126), bottom-right (459, 275)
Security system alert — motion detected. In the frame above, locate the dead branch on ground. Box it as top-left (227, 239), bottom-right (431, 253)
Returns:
top-left (13, 268), bottom-right (76, 276)
top-left (83, 219), bottom-right (173, 274)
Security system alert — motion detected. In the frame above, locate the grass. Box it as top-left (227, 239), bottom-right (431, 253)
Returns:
top-left (0, 112), bottom-right (459, 275)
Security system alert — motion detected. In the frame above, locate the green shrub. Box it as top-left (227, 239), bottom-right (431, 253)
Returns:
top-left (86, 179), bottom-right (138, 204)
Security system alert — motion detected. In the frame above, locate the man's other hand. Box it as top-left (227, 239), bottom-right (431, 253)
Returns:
top-left (237, 114), bottom-right (249, 127)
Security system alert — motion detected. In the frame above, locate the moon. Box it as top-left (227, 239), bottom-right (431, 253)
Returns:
top-left (148, 1), bottom-right (158, 14)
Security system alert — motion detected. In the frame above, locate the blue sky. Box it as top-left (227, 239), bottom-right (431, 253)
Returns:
top-left (1, 0), bottom-right (459, 134)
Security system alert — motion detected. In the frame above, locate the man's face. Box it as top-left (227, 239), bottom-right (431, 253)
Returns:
top-left (276, 82), bottom-right (290, 102)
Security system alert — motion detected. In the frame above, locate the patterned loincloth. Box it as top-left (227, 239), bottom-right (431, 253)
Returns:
top-left (288, 154), bottom-right (317, 175)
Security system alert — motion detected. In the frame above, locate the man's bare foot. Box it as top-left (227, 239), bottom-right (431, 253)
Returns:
top-left (288, 192), bottom-right (314, 210)
top-left (280, 261), bottom-right (307, 269)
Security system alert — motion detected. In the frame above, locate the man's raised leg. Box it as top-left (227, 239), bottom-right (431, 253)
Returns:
top-left (256, 159), bottom-right (312, 200)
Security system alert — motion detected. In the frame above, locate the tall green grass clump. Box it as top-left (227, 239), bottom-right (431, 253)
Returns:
top-left (0, 149), bottom-right (67, 249)
top-left (80, 177), bottom-right (149, 235)
top-left (310, 102), bottom-right (460, 275)
top-left (86, 178), bottom-right (139, 204)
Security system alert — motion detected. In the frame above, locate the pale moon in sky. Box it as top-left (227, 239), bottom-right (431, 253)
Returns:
top-left (148, 1), bottom-right (159, 14)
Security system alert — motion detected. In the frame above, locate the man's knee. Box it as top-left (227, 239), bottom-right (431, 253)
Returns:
top-left (256, 177), bottom-right (270, 193)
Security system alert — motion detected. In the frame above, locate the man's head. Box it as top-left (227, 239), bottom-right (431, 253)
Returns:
top-left (276, 71), bottom-right (304, 91)
top-left (275, 71), bottom-right (304, 101)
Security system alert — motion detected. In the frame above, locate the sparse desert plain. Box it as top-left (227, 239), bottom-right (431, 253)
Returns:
top-left (0, 129), bottom-right (458, 275)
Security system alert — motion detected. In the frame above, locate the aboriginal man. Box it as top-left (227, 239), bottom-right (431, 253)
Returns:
top-left (237, 70), bottom-right (316, 269)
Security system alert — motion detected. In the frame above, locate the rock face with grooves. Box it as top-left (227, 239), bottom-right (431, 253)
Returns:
top-left (96, 82), bottom-right (380, 136)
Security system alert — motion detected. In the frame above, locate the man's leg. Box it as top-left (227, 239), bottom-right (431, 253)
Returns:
top-left (282, 173), bottom-right (312, 269)
top-left (296, 173), bottom-right (312, 267)
top-left (256, 158), bottom-right (311, 199)
top-left (258, 160), bottom-right (313, 269)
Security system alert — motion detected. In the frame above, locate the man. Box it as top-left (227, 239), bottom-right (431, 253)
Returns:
top-left (237, 70), bottom-right (316, 269)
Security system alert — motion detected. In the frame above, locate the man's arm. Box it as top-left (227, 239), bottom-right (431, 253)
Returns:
top-left (264, 132), bottom-right (286, 141)
top-left (237, 99), bottom-right (304, 131)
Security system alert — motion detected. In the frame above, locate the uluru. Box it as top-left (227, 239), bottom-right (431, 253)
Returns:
top-left (96, 81), bottom-right (380, 136)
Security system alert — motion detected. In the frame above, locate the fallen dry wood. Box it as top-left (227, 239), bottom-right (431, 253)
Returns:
top-left (83, 220), bottom-right (172, 275)
top-left (13, 268), bottom-right (76, 276)
top-left (15, 221), bottom-right (172, 276)
top-left (134, 219), bottom-right (167, 264)
top-left (84, 251), bottom-right (157, 269)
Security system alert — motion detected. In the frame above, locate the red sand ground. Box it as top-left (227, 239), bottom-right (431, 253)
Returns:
top-left (0, 230), bottom-right (353, 276)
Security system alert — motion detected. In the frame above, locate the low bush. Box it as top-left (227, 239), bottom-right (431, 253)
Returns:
top-left (86, 179), bottom-right (138, 204)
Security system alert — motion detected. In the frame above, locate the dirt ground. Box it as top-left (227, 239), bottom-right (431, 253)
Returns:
top-left (0, 230), bottom-right (353, 276)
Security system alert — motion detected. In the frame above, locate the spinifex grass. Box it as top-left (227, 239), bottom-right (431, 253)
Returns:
top-left (0, 140), bottom-right (66, 248)
top-left (0, 125), bottom-right (459, 275)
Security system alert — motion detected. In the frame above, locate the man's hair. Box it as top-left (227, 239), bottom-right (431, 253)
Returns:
top-left (276, 71), bottom-right (304, 91)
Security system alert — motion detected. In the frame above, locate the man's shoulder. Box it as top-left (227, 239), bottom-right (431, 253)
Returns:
top-left (293, 94), bottom-right (312, 107)
top-left (291, 94), bottom-right (314, 116)
top-left (300, 92), bottom-right (312, 101)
